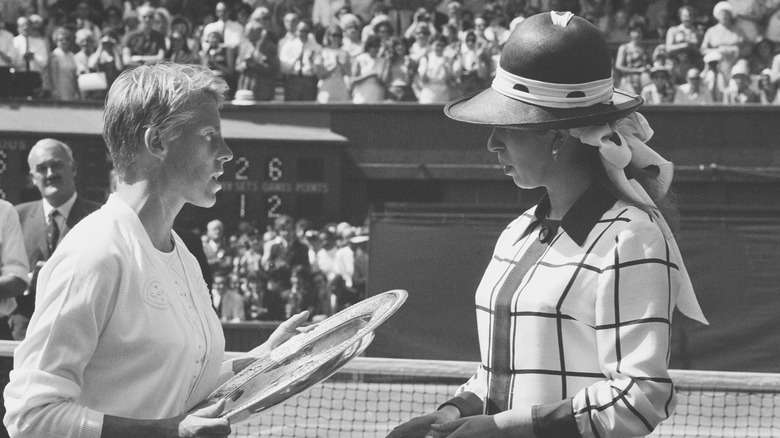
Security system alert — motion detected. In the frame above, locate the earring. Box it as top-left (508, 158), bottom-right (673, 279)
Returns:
top-left (551, 147), bottom-right (559, 160)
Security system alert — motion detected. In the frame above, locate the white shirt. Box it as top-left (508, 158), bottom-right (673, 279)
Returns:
top-left (4, 195), bottom-right (225, 438)
top-left (332, 245), bottom-right (354, 287)
top-left (12, 34), bottom-right (49, 73)
top-left (201, 20), bottom-right (244, 48)
top-left (0, 199), bottom-right (29, 315)
top-left (0, 29), bottom-right (20, 68)
top-left (278, 38), bottom-right (322, 76)
top-left (43, 192), bottom-right (77, 231)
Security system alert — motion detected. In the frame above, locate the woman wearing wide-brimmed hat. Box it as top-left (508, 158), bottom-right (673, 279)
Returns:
top-left (387, 11), bottom-right (707, 438)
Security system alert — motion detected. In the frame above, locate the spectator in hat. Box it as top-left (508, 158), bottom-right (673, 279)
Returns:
top-left (417, 34), bottom-right (454, 103)
top-left (615, 22), bottom-right (651, 94)
top-left (388, 11), bottom-right (706, 438)
top-left (674, 67), bottom-right (714, 104)
top-left (702, 50), bottom-right (727, 102)
top-left (723, 60), bottom-right (760, 103)
top-left (642, 65), bottom-right (676, 103)
top-left (87, 30), bottom-right (124, 93)
top-left (166, 30), bottom-right (200, 64)
top-left (666, 6), bottom-right (701, 84)
top-left (700, 1), bottom-right (749, 83)
top-left (13, 15), bottom-right (49, 95)
top-left (749, 37), bottom-right (775, 74)
top-left (339, 13), bottom-right (364, 59)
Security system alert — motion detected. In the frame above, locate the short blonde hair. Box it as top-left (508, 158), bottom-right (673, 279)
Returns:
top-left (102, 62), bottom-right (228, 176)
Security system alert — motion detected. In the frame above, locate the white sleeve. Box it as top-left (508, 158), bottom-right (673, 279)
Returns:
top-left (0, 202), bottom-right (29, 280)
top-left (3, 245), bottom-right (124, 438)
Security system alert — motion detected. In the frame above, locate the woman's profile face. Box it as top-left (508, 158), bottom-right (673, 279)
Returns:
top-left (163, 98), bottom-right (233, 208)
top-left (487, 128), bottom-right (556, 189)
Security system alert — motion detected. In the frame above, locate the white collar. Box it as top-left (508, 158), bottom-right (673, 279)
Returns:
top-left (43, 192), bottom-right (77, 221)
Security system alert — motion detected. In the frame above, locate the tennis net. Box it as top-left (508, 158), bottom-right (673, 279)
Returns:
top-left (226, 355), bottom-right (780, 438)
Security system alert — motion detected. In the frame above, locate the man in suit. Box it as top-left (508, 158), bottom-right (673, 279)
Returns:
top-left (12, 138), bottom-right (101, 340)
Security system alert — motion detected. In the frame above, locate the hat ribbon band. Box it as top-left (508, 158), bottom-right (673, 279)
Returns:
top-left (491, 65), bottom-right (614, 109)
top-left (570, 112), bottom-right (708, 325)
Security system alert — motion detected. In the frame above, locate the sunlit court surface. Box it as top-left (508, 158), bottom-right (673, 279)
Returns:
top-left (219, 356), bottom-right (780, 438)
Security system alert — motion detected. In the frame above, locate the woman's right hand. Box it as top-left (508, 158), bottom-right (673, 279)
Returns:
top-left (386, 405), bottom-right (461, 438)
top-left (175, 399), bottom-right (231, 437)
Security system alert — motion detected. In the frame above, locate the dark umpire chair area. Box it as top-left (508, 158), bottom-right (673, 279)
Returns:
top-left (0, 68), bottom-right (42, 99)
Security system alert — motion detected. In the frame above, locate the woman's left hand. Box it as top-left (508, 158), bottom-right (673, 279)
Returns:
top-left (429, 409), bottom-right (535, 438)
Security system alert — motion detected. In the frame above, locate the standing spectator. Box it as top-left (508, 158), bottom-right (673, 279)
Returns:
top-left (310, 271), bottom-right (332, 322)
top-left (73, 1), bottom-right (101, 40)
top-left (279, 20), bottom-right (322, 101)
top-left (674, 67), bottom-right (714, 103)
top-left (235, 233), bottom-right (264, 278)
top-left (700, 1), bottom-right (750, 83)
top-left (0, 199), bottom-right (30, 341)
top-left (278, 12), bottom-right (299, 53)
top-left (455, 30), bottom-right (489, 96)
top-left (14, 139), bottom-right (101, 341)
top-left (245, 273), bottom-right (285, 321)
top-left (417, 34), bottom-right (454, 103)
top-left (73, 29), bottom-right (96, 76)
top-left (385, 36), bottom-right (418, 101)
top-left (101, 5), bottom-right (123, 36)
top-left (666, 6), bottom-right (700, 84)
top-left (615, 23), bottom-right (651, 94)
top-left (49, 27), bottom-right (80, 101)
top-left (210, 271), bottom-right (228, 315)
top-left (263, 214), bottom-right (312, 272)
top-left (312, 0), bottom-right (348, 29)
top-left (87, 30), bottom-right (124, 94)
top-left (0, 12), bottom-right (20, 97)
top-left (315, 228), bottom-right (338, 279)
top-left (281, 265), bottom-right (314, 319)
top-left (723, 60), bottom-right (760, 103)
top-left (170, 15), bottom-right (199, 53)
top-left (13, 15), bottom-right (49, 96)
top-left (121, 5), bottom-right (165, 68)
top-left (351, 234), bottom-right (369, 302)
top-left (350, 34), bottom-right (388, 102)
top-left (200, 2), bottom-right (245, 50)
top-left (166, 30), bottom-right (200, 64)
top-left (757, 68), bottom-right (779, 104)
top-left (340, 13), bottom-right (364, 59)
top-left (236, 21), bottom-right (279, 101)
top-left (151, 8), bottom-right (172, 45)
top-left (200, 31), bottom-right (233, 78)
top-left (605, 9), bottom-right (631, 44)
top-left (317, 24), bottom-right (352, 102)
top-left (702, 50), bottom-right (727, 102)
top-left (408, 21), bottom-right (432, 64)
top-left (641, 65), bottom-right (676, 103)
top-left (265, 266), bottom-right (291, 320)
top-left (483, 4), bottom-right (511, 47)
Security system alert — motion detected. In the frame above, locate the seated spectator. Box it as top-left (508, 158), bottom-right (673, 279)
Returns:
top-left (151, 8), bottom-right (172, 45)
top-left (122, 5), bottom-right (166, 68)
top-left (203, 219), bottom-right (233, 274)
top-left (266, 266), bottom-right (291, 320)
top-left (201, 31), bottom-right (233, 78)
top-left (615, 23), bottom-right (651, 94)
top-left (281, 265), bottom-right (314, 319)
top-left (166, 30), bottom-right (200, 64)
top-left (221, 273), bottom-right (246, 322)
top-left (350, 35), bottom-right (388, 103)
top-left (310, 271), bottom-right (333, 322)
top-left (278, 12), bottom-right (299, 53)
top-left (170, 15), bottom-right (199, 53)
top-left (235, 233), bottom-right (264, 279)
top-left (757, 68), bottom-right (779, 104)
top-left (73, 29), bottom-right (96, 75)
top-left (279, 20), bottom-right (322, 101)
top-left (417, 34), bottom-right (454, 103)
top-left (315, 228), bottom-right (339, 279)
top-left (87, 30), bottom-right (124, 93)
top-left (674, 67), bottom-right (714, 104)
top-left (666, 6), bottom-right (701, 84)
top-left (101, 6), bottom-right (124, 36)
top-left (701, 51), bottom-right (728, 102)
top-left (750, 37), bottom-right (775, 74)
top-left (700, 1), bottom-right (750, 83)
top-left (340, 13), bottom-right (364, 59)
top-left (373, 19), bottom-right (395, 55)
top-left (385, 37), bottom-right (418, 101)
top-left (235, 20), bottom-right (279, 101)
top-left (723, 60), bottom-right (760, 103)
top-left (483, 4), bottom-right (511, 47)
top-left (263, 214), bottom-right (312, 272)
top-left (404, 7), bottom-right (433, 40)
top-left (330, 274), bottom-right (358, 312)
top-left (0, 13), bottom-right (19, 97)
top-left (200, 2), bottom-right (245, 50)
top-left (641, 65), bottom-right (676, 103)
top-left (317, 24), bottom-right (352, 102)
top-left (49, 27), bottom-right (80, 100)
top-left (245, 272), bottom-right (285, 321)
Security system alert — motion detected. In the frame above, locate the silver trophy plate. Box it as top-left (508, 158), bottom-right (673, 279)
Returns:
top-left (201, 289), bottom-right (408, 422)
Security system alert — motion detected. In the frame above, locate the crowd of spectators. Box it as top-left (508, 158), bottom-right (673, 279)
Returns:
top-left (2, 0), bottom-right (780, 104)
top-left (200, 214), bottom-right (369, 324)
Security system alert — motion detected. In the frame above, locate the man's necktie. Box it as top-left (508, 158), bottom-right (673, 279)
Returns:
top-left (46, 210), bottom-right (60, 255)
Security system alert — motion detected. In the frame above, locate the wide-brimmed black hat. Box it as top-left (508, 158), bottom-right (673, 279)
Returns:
top-left (445, 11), bottom-right (642, 130)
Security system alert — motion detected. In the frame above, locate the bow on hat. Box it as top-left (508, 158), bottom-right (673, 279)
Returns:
top-left (570, 113), bottom-right (708, 324)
